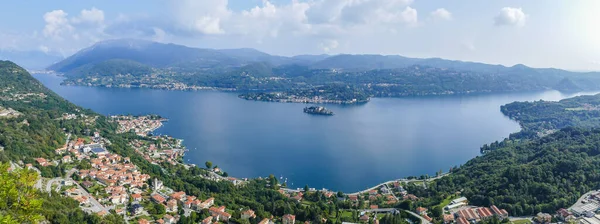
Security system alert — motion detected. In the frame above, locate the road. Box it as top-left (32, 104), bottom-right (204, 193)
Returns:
top-left (569, 190), bottom-right (598, 210)
top-left (347, 173), bottom-right (450, 196)
top-left (405, 210), bottom-right (432, 224)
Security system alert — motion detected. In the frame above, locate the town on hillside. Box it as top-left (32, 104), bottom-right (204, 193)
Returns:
top-left (8, 111), bottom-right (600, 224)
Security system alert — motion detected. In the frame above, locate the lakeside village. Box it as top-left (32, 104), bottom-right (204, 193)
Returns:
top-left (9, 114), bottom-right (600, 224)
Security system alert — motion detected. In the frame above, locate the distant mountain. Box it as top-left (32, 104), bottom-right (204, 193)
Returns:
top-left (216, 48), bottom-right (305, 66)
top-left (50, 39), bottom-right (600, 97)
top-left (0, 50), bottom-right (63, 70)
top-left (310, 54), bottom-right (420, 71)
top-left (48, 39), bottom-right (240, 73)
top-left (553, 78), bottom-right (583, 92)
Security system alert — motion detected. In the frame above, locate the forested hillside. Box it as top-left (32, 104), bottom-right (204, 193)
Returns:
top-left (424, 127), bottom-right (600, 216)
top-left (50, 39), bottom-right (600, 102)
top-left (501, 93), bottom-right (600, 134)
top-left (0, 61), bottom-right (114, 162)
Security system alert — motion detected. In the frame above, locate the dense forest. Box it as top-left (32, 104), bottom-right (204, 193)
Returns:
top-left (0, 60), bottom-right (113, 162)
top-left (500, 94), bottom-right (600, 138)
top-left (422, 127), bottom-right (600, 216)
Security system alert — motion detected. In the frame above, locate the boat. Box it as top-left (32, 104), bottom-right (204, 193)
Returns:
top-left (303, 106), bottom-right (334, 115)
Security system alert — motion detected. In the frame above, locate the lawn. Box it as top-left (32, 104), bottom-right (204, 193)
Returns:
top-left (438, 195), bottom-right (456, 208)
top-left (511, 219), bottom-right (532, 224)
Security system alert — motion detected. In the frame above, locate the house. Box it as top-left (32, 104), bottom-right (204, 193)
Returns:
top-left (370, 205), bottom-right (379, 209)
top-left (349, 195), bottom-right (359, 202)
top-left (380, 186), bottom-right (390, 194)
top-left (153, 178), bottom-right (164, 190)
top-left (62, 155), bottom-right (72, 163)
top-left (476, 207), bottom-right (494, 220)
top-left (131, 193), bottom-right (142, 202)
top-left (443, 214), bottom-right (455, 224)
top-left (241, 209), bottom-right (257, 219)
top-left (292, 194), bottom-right (303, 202)
top-left (369, 190), bottom-right (378, 196)
top-left (535, 213), bottom-right (552, 223)
top-left (259, 218), bottom-right (274, 224)
top-left (556, 208), bottom-right (575, 221)
top-left (423, 215), bottom-right (432, 222)
top-left (283, 214), bottom-right (296, 224)
top-left (359, 215), bottom-right (370, 222)
top-left (130, 204), bottom-right (144, 215)
top-left (456, 217), bottom-right (469, 224)
top-left (190, 200), bottom-right (203, 210)
top-left (138, 219), bottom-right (150, 224)
top-left (80, 180), bottom-right (93, 188)
top-left (170, 191), bottom-right (186, 201)
top-left (55, 147), bottom-right (67, 154)
top-left (416, 207), bottom-right (428, 215)
top-left (490, 205), bottom-right (509, 219)
top-left (403, 194), bottom-right (418, 201)
top-left (111, 195), bottom-right (127, 204)
top-left (202, 197), bottom-right (215, 208)
top-left (209, 206), bottom-right (231, 222)
top-left (152, 193), bottom-right (166, 204)
top-left (35, 158), bottom-right (49, 166)
top-left (450, 197), bottom-right (468, 205)
top-left (457, 208), bottom-right (480, 222)
top-left (163, 214), bottom-right (176, 224)
top-left (166, 199), bottom-right (178, 213)
top-left (202, 217), bottom-right (213, 224)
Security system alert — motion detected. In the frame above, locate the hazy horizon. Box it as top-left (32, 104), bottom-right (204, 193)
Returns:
top-left (1, 0), bottom-right (600, 71)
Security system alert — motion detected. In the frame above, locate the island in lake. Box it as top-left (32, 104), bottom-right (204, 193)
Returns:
top-left (303, 106), bottom-right (334, 115)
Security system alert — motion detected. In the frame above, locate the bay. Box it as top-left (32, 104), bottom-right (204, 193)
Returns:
top-left (34, 74), bottom-right (599, 192)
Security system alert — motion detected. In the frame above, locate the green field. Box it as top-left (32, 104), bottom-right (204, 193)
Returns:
top-left (511, 219), bottom-right (532, 224)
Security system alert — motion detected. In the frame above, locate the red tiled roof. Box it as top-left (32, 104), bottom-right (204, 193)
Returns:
top-left (456, 217), bottom-right (469, 224)
top-left (283, 214), bottom-right (296, 221)
top-left (457, 208), bottom-right (480, 221)
top-left (491, 205), bottom-right (508, 216)
top-left (477, 207), bottom-right (494, 218)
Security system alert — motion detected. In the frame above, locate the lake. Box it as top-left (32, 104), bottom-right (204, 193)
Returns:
top-left (34, 74), bottom-right (599, 192)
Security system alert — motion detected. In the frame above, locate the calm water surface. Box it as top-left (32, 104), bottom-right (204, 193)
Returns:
top-left (34, 74), bottom-right (599, 192)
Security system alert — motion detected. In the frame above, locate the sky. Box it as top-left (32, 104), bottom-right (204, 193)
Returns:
top-left (1, 0), bottom-right (600, 71)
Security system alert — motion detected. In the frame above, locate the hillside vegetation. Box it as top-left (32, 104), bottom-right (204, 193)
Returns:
top-left (49, 39), bottom-right (600, 102)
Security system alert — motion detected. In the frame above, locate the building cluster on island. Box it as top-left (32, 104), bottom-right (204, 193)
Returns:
top-left (303, 106), bottom-right (334, 115)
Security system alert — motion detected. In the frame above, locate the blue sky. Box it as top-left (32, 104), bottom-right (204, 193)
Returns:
top-left (1, 0), bottom-right (599, 71)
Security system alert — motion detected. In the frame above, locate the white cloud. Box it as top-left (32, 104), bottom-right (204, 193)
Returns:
top-left (400, 6), bottom-right (418, 25)
top-left (72, 7), bottom-right (104, 24)
top-left (152, 27), bottom-right (166, 42)
top-left (461, 41), bottom-right (476, 51)
top-left (170, 0), bottom-right (230, 35)
top-left (320, 39), bottom-right (339, 52)
top-left (39, 45), bottom-right (50, 53)
top-left (43, 10), bottom-right (73, 39)
top-left (430, 8), bottom-right (452, 21)
top-left (494, 7), bottom-right (527, 27)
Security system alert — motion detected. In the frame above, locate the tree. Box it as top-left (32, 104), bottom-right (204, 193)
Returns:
top-left (205, 161), bottom-right (212, 169)
top-left (222, 172), bottom-right (228, 177)
top-left (305, 184), bottom-right (309, 192)
top-left (430, 206), bottom-right (443, 219)
top-left (0, 163), bottom-right (43, 223)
